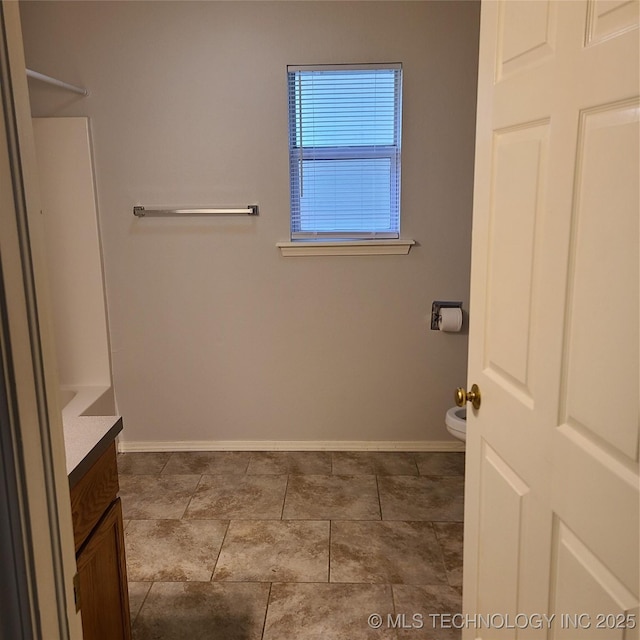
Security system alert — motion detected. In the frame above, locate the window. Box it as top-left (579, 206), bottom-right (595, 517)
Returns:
top-left (287, 64), bottom-right (402, 241)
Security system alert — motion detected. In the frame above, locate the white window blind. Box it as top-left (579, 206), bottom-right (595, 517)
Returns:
top-left (287, 64), bottom-right (402, 240)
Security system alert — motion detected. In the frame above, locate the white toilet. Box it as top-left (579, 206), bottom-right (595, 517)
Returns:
top-left (445, 406), bottom-right (467, 442)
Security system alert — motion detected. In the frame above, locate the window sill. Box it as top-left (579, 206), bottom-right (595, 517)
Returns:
top-left (277, 239), bottom-right (415, 257)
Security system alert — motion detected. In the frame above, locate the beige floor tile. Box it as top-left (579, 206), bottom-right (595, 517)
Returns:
top-left (214, 520), bottom-right (329, 582)
top-left (330, 521), bottom-right (447, 585)
top-left (263, 583), bottom-right (397, 640)
top-left (128, 582), bottom-right (152, 625)
top-left (117, 452), bottom-right (171, 475)
top-left (161, 451), bottom-right (251, 475)
top-left (132, 582), bottom-right (270, 640)
top-left (332, 452), bottom-right (418, 476)
top-left (247, 451), bottom-right (332, 475)
top-left (125, 519), bottom-right (228, 581)
top-left (433, 522), bottom-right (464, 587)
top-left (283, 475), bottom-right (381, 520)
top-left (415, 453), bottom-right (465, 477)
top-left (392, 585), bottom-right (462, 639)
top-left (119, 475), bottom-right (200, 519)
top-left (378, 476), bottom-right (464, 522)
top-left (121, 449), bottom-right (466, 639)
top-left (184, 474), bottom-right (287, 519)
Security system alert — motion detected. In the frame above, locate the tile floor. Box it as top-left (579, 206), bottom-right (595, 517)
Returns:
top-left (117, 451), bottom-right (465, 640)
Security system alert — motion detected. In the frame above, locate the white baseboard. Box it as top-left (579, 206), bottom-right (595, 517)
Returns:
top-left (116, 439), bottom-right (465, 453)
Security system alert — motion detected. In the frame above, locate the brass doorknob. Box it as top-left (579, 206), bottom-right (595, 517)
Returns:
top-left (455, 384), bottom-right (481, 410)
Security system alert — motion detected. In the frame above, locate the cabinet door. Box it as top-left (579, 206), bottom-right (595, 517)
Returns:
top-left (76, 497), bottom-right (132, 640)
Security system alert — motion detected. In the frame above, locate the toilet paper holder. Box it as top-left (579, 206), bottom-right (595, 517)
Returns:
top-left (431, 301), bottom-right (463, 331)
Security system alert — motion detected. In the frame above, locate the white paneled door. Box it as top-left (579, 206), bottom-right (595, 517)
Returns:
top-left (463, 1), bottom-right (639, 638)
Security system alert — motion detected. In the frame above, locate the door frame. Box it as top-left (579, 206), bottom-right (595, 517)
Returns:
top-left (0, 2), bottom-right (82, 638)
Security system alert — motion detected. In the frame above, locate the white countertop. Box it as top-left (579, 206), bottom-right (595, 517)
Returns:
top-left (64, 414), bottom-right (122, 478)
top-left (61, 386), bottom-right (123, 486)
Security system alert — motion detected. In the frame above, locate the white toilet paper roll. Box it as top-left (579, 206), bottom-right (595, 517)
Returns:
top-left (438, 307), bottom-right (463, 332)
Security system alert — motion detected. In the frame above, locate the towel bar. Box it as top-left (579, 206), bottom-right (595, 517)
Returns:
top-left (133, 205), bottom-right (259, 217)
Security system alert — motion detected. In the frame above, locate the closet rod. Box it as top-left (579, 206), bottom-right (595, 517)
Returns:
top-left (26, 69), bottom-right (88, 96)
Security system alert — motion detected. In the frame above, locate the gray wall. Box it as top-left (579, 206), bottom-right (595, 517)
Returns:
top-left (20, 1), bottom-right (480, 447)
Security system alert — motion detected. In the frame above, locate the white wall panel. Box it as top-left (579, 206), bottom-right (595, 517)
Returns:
top-left (550, 519), bottom-right (639, 639)
top-left (585, 0), bottom-right (640, 46)
top-left (560, 101), bottom-right (639, 462)
top-left (484, 121), bottom-right (549, 407)
top-left (476, 442), bottom-right (529, 629)
top-left (497, 0), bottom-right (557, 80)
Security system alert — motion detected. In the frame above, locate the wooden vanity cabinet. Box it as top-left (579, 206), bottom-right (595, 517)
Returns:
top-left (69, 440), bottom-right (131, 640)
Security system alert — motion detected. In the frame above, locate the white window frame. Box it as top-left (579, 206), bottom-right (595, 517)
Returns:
top-left (284, 63), bottom-right (410, 254)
